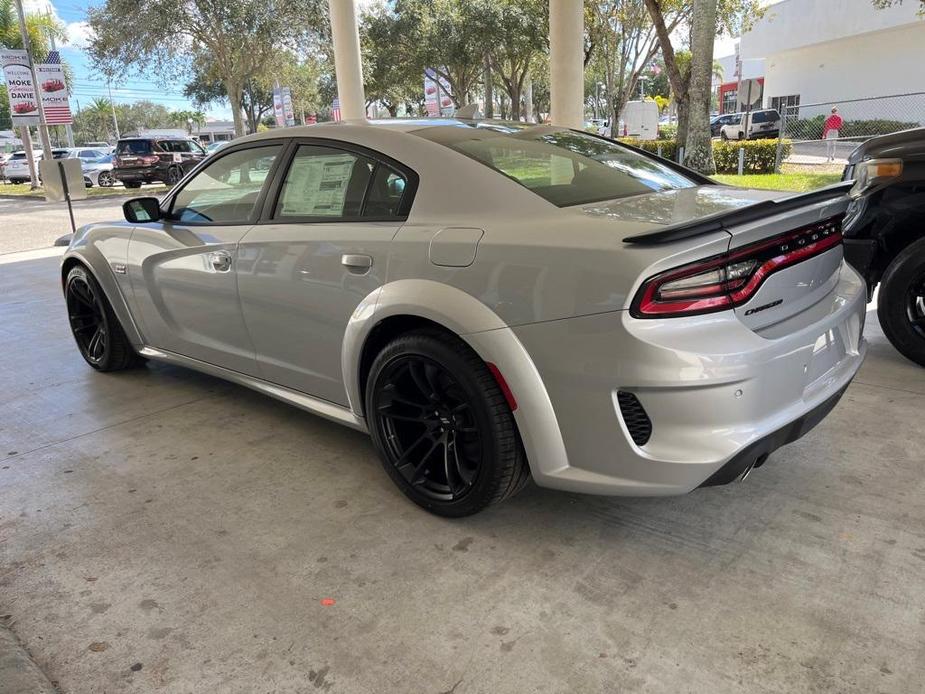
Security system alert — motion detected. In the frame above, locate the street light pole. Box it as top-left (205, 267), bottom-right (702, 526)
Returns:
top-left (13, 0), bottom-right (53, 163)
top-left (106, 80), bottom-right (121, 139)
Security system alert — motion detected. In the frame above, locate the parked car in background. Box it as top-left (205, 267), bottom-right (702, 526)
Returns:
top-left (719, 109), bottom-right (782, 140)
top-left (112, 137), bottom-right (207, 187)
top-left (711, 113), bottom-right (738, 137)
top-left (842, 127), bottom-right (925, 366)
top-left (71, 147), bottom-right (109, 163)
top-left (3, 150), bottom-right (42, 184)
top-left (62, 120), bottom-right (865, 516)
top-left (82, 154), bottom-right (117, 188)
top-left (205, 140), bottom-right (230, 156)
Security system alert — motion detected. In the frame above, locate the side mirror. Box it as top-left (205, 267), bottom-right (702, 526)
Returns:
top-left (123, 197), bottom-right (162, 223)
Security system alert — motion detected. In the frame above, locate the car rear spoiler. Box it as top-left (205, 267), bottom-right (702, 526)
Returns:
top-left (622, 181), bottom-right (853, 245)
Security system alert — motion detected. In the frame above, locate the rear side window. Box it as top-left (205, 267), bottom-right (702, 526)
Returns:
top-left (117, 140), bottom-right (153, 155)
top-left (751, 111), bottom-right (778, 123)
top-left (273, 144), bottom-right (409, 220)
top-left (416, 126), bottom-right (695, 207)
top-left (158, 140), bottom-right (204, 154)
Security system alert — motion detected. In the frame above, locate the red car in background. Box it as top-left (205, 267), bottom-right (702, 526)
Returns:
top-left (13, 102), bottom-right (36, 114)
top-left (42, 79), bottom-right (66, 92)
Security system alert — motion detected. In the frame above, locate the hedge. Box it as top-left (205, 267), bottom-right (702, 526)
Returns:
top-left (619, 137), bottom-right (791, 174)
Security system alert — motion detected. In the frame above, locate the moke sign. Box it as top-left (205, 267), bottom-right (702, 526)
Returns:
top-left (1, 49), bottom-right (39, 126)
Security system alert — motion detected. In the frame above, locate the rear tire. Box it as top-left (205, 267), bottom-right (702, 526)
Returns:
top-left (366, 329), bottom-right (528, 517)
top-left (98, 171), bottom-right (115, 187)
top-left (124, 181), bottom-right (142, 189)
top-left (878, 237), bottom-right (925, 367)
top-left (720, 131), bottom-right (729, 141)
top-left (65, 265), bottom-right (145, 372)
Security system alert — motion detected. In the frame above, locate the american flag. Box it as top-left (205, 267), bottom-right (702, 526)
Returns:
top-left (332, 98), bottom-right (341, 122)
top-left (40, 50), bottom-right (73, 125)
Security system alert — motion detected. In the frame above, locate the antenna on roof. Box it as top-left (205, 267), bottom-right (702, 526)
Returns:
top-left (455, 103), bottom-right (482, 120)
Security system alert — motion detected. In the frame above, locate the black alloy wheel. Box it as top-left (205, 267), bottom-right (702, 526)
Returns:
top-left (65, 265), bottom-right (143, 372)
top-left (366, 330), bottom-right (529, 516)
top-left (373, 355), bottom-right (482, 501)
top-left (67, 271), bottom-right (107, 365)
top-left (166, 166), bottom-right (183, 185)
top-left (878, 237), bottom-right (925, 367)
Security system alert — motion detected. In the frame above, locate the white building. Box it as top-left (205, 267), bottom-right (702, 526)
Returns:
top-left (736, 0), bottom-right (925, 120)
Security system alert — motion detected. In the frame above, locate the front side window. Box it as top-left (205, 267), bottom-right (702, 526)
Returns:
top-left (170, 145), bottom-right (281, 224)
top-left (415, 125), bottom-right (696, 207)
top-left (274, 145), bottom-right (407, 219)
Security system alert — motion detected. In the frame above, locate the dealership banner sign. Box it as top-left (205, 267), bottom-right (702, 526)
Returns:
top-left (424, 68), bottom-right (454, 117)
top-left (281, 87), bottom-right (296, 127)
top-left (37, 52), bottom-right (73, 125)
top-left (1, 49), bottom-right (40, 126)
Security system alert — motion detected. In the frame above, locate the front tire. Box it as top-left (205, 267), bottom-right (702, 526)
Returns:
top-left (124, 181), bottom-right (142, 189)
top-left (98, 171), bottom-right (115, 187)
top-left (366, 330), bottom-right (529, 517)
top-left (878, 237), bottom-right (925, 367)
top-left (65, 265), bottom-right (144, 371)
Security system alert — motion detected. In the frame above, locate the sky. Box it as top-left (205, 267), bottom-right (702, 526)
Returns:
top-left (22, 0), bottom-right (230, 120)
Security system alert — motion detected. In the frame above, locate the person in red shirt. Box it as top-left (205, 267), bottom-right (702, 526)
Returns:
top-left (822, 107), bottom-right (844, 161)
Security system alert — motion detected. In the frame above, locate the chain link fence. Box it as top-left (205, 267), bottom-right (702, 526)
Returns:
top-left (777, 92), bottom-right (925, 172)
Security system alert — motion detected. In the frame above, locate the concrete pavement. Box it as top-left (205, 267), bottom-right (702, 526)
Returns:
top-left (1, 248), bottom-right (924, 693)
top-left (0, 197), bottom-right (127, 255)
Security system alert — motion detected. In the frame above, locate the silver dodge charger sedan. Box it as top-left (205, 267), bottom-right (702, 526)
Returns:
top-left (61, 120), bottom-right (867, 516)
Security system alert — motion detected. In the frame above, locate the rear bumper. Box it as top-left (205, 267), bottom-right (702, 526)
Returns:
top-left (113, 166), bottom-right (160, 182)
top-left (507, 262), bottom-right (867, 496)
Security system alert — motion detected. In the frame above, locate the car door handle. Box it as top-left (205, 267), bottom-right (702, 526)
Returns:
top-left (341, 254), bottom-right (372, 270)
top-left (209, 250), bottom-right (233, 272)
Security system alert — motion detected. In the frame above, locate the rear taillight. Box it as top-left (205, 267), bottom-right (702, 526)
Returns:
top-left (141, 154), bottom-right (159, 165)
top-left (631, 216), bottom-right (843, 318)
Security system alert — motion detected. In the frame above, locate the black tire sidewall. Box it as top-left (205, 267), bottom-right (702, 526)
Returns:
top-left (66, 266), bottom-right (115, 371)
top-left (366, 332), bottom-right (515, 517)
top-left (878, 237), bottom-right (925, 367)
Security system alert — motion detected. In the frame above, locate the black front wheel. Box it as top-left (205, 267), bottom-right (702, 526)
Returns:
top-left (366, 330), bottom-right (529, 517)
top-left (124, 181), bottom-right (142, 189)
top-left (65, 265), bottom-right (144, 371)
top-left (878, 237), bottom-right (925, 367)
top-left (166, 166), bottom-right (183, 185)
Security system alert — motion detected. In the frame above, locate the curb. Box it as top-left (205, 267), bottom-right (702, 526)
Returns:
top-left (0, 624), bottom-right (57, 694)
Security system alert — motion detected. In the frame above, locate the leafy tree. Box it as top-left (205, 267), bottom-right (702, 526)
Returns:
top-left (644, 0), bottom-right (764, 148)
top-left (589, 0), bottom-right (685, 131)
top-left (478, 0), bottom-right (548, 121)
top-left (87, 0), bottom-right (327, 137)
top-left (73, 97), bottom-right (117, 142)
top-left (393, 0), bottom-right (485, 106)
top-left (362, 2), bottom-right (422, 116)
top-left (184, 65), bottom-right (274, 134)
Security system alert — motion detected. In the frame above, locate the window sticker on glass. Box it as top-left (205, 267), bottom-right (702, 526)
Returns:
top-left (277, 150), bottom-right (361, 217)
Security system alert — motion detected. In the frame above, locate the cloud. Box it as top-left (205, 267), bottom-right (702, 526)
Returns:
top-left (63, 20), bottom-right (93, 49)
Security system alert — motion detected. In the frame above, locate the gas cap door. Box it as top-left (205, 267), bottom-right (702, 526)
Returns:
top-left (429, 227), bottom-right (484, 268)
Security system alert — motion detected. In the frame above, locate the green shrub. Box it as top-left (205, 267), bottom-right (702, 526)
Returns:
top-left (657, 124), bottom-right (677, 141)
top-left (619, 137), bottom-right (789, 174)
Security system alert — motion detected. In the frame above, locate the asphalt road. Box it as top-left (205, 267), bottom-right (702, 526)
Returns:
top-left (0, 196), bottom-right (129, 255)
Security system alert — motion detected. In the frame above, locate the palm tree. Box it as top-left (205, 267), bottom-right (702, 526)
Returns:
top-left (79, 97), bottom-right (117, 142)
top-left (0, 0), bottom-right (63, 54)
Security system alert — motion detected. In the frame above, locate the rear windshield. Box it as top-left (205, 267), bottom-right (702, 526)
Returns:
top-left (751, 110), bottom-right (779, 123)
top-left (157, 139), bottom-right (204, 154)
top-left (413, 124), bottom-right (696, 207)
top-left (9, 153), bottom-right (26, 161)
top-left (117, 140), bottom-right (153, 155)
top-left (51, 150), bottom-right (70, 159)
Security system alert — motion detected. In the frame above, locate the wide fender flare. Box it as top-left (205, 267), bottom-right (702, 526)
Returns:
top-left (342, 279), bottom-right (571, 479)
top-left (62, 243), bottom-right (144, 347)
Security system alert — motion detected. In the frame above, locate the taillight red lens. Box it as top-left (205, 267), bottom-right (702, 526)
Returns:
top-left (631, 216), bottom-right (843, 318)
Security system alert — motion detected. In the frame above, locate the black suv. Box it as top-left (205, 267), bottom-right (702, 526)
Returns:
top-left (843, 127), bottom-right (925, 366)
top-left (112, 137), bottom-right (206, 187)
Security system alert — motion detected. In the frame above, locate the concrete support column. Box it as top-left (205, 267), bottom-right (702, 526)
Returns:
top-left (328, 0), bottom-right (366, 120)
top-left (549, 0), bottom-right (584, 128)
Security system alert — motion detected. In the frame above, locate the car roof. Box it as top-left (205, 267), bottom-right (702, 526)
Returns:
top-left (239, 117), bottom-right (537, 143)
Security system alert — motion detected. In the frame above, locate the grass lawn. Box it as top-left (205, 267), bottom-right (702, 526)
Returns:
top-left (712, 171), bottom-right (842, 192)
top-left (0, 183), bottom-right (167, 198)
